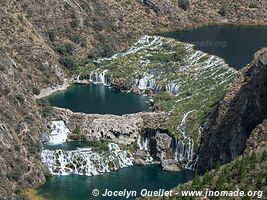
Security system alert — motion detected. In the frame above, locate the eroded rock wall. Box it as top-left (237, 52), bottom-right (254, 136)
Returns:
top-left (197, 49), bottom-right (267, 173)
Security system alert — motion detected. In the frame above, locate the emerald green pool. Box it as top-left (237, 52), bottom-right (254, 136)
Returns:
top-left (160, 25), bottom-right (267, 69)
top-left (37, 165), bottom-right (194, 200)
top-left (48, 84), bottom-right (148, 115)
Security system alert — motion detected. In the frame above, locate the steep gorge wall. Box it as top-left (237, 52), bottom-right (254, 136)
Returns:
top-left (197, 49), bottom-right (267, 173)
top-left (0, 0), bottom-right (267, 198)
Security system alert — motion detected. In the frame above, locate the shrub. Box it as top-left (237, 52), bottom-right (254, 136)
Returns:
top-left (56, 43), bottom-right (75, 55)
top-left (71, 15), bottom-right (79, 30)
top-left (219, 7), bottom-right (226, 16)
top-left (48, 31), bottom-right (56, 42)
top-left (179, 0), bottom-right (190, 10)
top-left (73, 127), bottom-right (81, 135)
top-left (71, 35), bottom-right (81, 43)
top-left (24, 115), bottom-right (35, 124)
top-left (15, 94), bottom-right (25, 104)
top-left (248, 3), bottom-right (257, 9)
top-left (0, 64), bottom-right (5, 71)
top-left (93, 19), bottom-right (105, 31)
top-left (10, 170), bottom-right (22, 181)
top-left (32, 87), bottom-right (40, 95)
top-left (37, 99), bottom-right (53, 118)
top-left (3, 87), bottom-right (11, 95)
top-left (59, 56), bottom-right (78, 70)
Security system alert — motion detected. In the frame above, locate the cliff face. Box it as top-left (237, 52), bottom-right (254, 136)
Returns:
top-left (0, 0), bottom-right (267, 198)
top-left (197, 49), bottom-right (267, 173)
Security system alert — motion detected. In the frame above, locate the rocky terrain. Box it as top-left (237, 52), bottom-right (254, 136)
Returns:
top-left (0, 0), bottom-right (267, 199)
top-left (146, 119), bottom-right (267, 200)
top-left (51, 107), bottom-right (167, 145)
top-left (197, 48), bottom-right (267, 173)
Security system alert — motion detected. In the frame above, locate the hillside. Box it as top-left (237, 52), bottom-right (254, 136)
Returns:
top-left (146, 119), bottom-right (266, 200)
top-left (0, 0), bottom-right (267, 199)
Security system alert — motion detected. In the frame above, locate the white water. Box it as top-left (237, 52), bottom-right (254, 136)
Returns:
top-left (41, 143), bottom-right (133, 176)
top-left (173, 111), bottom-right (196, 168)
top-left (88, 70), bottom-right (110, 86)
top-left (166, 82), bottom-right (179, 96)
top-left (48, 121), bottom-right (70, 145)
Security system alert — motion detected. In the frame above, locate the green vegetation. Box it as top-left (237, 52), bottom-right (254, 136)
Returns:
top-left (32, 87), bottom-right (40, 95)
top-left (69, 127), bottom-right (86, 141)
top-left (79, 36), bottom-right (235, 144)
top-left (248, 3), bottom-right (258, 9)
top-left (219, 7), bottom-right (227, 16)
top-left (15, 94), bottom-right (25, 104)
top-left (47, 31), bottom-right (56, 42)
top-left (56, 43), bottom-right (75, 55)
top-left (59, 56), bottom-right (78, 70)
top-left (86, 140), bottom-right (109, 152)
top-left (37, 99), bottom-right (53, 118)
top-left (179, 0), bottom-right (190, 10)
top-left (141, 148), bottom-right (266, 200)
top-left (76, 37), bottom-right (235, 144)
top-left (70, 15), bottom-right (79, 30)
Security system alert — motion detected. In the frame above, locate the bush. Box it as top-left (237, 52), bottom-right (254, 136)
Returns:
top-left (93, 19), bottom-right (105, 31)
top-left (219, 7), bottom-right (226, 16)
top-left (56, 43), bottom-right (75, 55)
top-left (37, 99), bottom-right (53, 118)
top-left (248, 3), bottom-right (257, 9)
top-left (48, 31), bottom-right (56, 42)
top-left (32, 87), bottom-right (40, 95)
top-left (24, 115), bottom-right (35, 124)
top-left (15, 94), bottom-right (25, 104)
top-left (10, 170), bottom-right (22, 181)
top-left (59, 56), bottom-right (78, 70)
top-left (73, 127), bottom-right (81, 135)
top-left (3, 87), bottom-right (11, 95)
top-left (179, 0), bottom-right (190, 10)
top-left (71, 15), bottom-right (79, 30)
top-left (71, 35), bottom-right (81, 43)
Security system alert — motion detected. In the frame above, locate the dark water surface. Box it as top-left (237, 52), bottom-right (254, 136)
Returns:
top-left (38, 165), bottom-right (194, 200)
top-left (159, 25), bottom-right (267, 69)
top-left (48, 84), bottom-right (148, 115)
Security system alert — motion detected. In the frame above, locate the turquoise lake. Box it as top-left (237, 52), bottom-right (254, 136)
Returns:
top-left (40, 25), bottom-right (267, 200)
top-left (38, 165), bottom-right (194, 200)
top-left (160, 25), bottom-right (267, 69)
top-left (48, 84), bottom-right (148, 115)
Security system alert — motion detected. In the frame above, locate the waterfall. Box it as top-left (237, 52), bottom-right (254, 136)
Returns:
top-left (138, 77), bottom-right (148, 90)
top-left (172, 137), bottom-right (194, 163)
top-left (132, 76), bottom-right (180, 96)
top-left (154, 85), bottom-right (165, 94)
top-left (133, 73), bottom-right (157, 91)
top-left (171, 111), bottom-right (196, 167)
top-left (48, 121), bottom-right (70, 145)
top-left (88, 70), bottom-right (110, 86)
top-left (137, 128), bottom-right (158, 151)
top-left (166, 82), bottom-right (179, 96)
top-left (179, 110), bottom-right (195, 137)
top-left (76, 73), bottom-right (81, 81)
top-left (41, 143), bottom-right (133, 176)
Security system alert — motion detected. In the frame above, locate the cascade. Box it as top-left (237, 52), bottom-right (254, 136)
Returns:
top-left (137, 128), bottom-right (158, 150)
top-left (48, 121), bottom-right (70, 145)
top-left (89, 70), bottom-right (110, 86)
top-left (138, 77), bottom-right (148, 90)
top-left (133, 73), bottom-right (157, 91)
top-left (166, 83), bottom-right (179, 96)
top-left (171, 111), bottom-right (196, 166)
top-left (41, 143), bottom-right (133, 176)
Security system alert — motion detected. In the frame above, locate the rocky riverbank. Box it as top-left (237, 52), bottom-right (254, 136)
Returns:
top-left (43, 107), bottom-right (196, 172)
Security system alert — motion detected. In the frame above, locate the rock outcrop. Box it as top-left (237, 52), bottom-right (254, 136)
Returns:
top-left (0, 0), bottom-right (267, 198)
top-left (51, 107), bottom-right (168, 145)
top-left (197, 48), bottom-right (267, 173)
